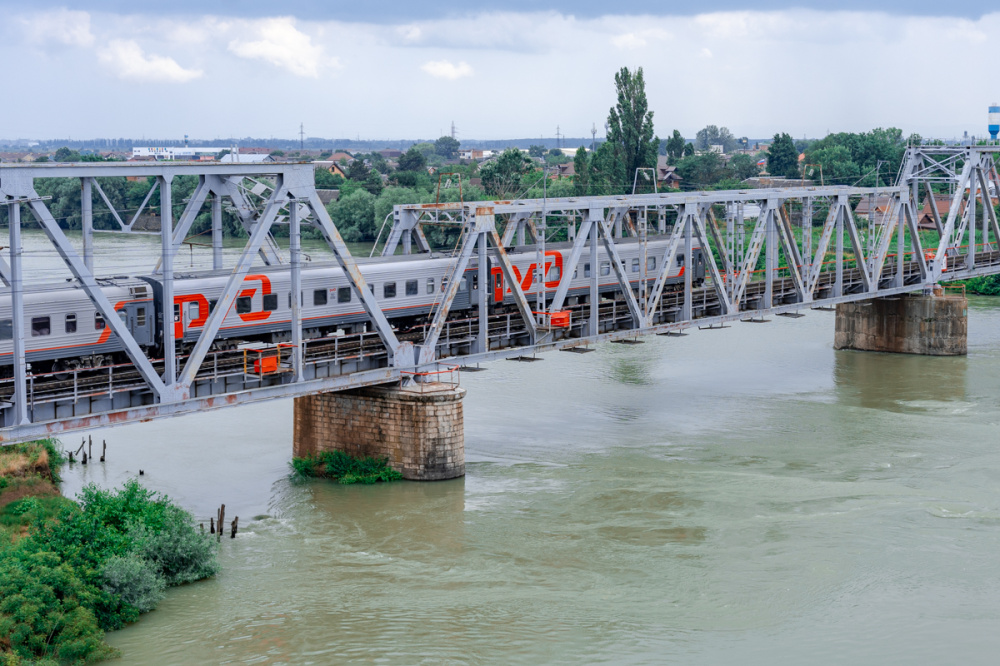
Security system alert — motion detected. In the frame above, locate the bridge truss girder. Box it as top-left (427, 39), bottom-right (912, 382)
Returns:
top-left (1, 149), bottom-right (999, 443)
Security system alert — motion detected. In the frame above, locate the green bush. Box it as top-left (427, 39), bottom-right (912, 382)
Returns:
top-left (1, 479), bottom-right (220, 661)
top-left (960, 275), bottom-right (1000, 295)
top-left (101, 555), bottom-right (166, 615)
top-left (291, 451), bottom-right (402, 485)
top-left (130, 506), bottom-right (218, 586)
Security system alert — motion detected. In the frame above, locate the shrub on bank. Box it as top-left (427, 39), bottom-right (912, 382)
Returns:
top-left (291, 450), bottom-right (403, 484)
top-left (0, 479), bottom-right (219, 664)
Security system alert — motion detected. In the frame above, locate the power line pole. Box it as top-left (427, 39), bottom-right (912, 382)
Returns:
top-left (556, 125), bottom-right (562, 150)
top-left (451, 121), bottom-right (457, 140)
top-left (299, 123), bottom-right (305, 151)
top-left (591, 123), bottom-right (597, 151)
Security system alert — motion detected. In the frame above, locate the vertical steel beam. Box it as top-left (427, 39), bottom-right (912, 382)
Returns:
top-left (589, 210), bottom-right (599, 336)
top-left (477, 231), bottom-right (488, 353)
top-left (835, 203), bottom-right (844, 297)
top-left (895, 195), bottom-right (905, 286)
top-left (160, 175), bottom-right (176, 385)
top-left (682, 207), bottom-right (693, 321)
top-left (968, 166), bottom-right (977, 271)
top-left (8, 202), bottom-right (28, 425)
top-left (289, 200), bottom-right (304, 381)
top-left (212, 191), bottom-right (223, 270)
top-left (764, 207), bottom-right (776, 309)
top-left (802, 197), bottom-right (812, 268)
top-left (81, 178), bottom-right (94, 273)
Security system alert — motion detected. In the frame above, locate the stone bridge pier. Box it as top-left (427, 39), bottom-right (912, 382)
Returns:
top-left (834, 290), bottom-right (968, 356)
top-left (293, 383), bottom-right (466, 481)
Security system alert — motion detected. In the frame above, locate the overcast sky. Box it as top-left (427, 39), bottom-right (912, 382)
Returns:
top-left (2, 2), bottom-right (998, 142)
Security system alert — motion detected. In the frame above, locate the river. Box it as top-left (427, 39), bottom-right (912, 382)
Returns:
top-left (27, 230), bottom-right (1000, 664)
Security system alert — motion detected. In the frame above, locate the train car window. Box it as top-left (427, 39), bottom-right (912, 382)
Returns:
top-left (384, 282), bottom-right (397, 298)
top-left (600, 261), bottom-right (611, 276)
top-left (369, 284), bottom-right (375, 294)
top-left (209, 300), bottom-right (217, 314)
top-left (406, 280), bottom-right (418, 296)
top-left (313, 289), bottom-right (327, 306)
top-left (31, 317), bottom-right (51, 337)
top-left (584, 263), bottom-right (591, 278)
top-left (262, 294), bottom-right (278, 312)
top-left (676, 255), bottom-right (684, 266)
top-left (236, 296), bottom-right (252, 314)
top-left (136, 308), bottom-right (146, 327)
top-left (65, 313), bottom-right (77, 334)
top-left (95, 313), bottom-right (106, 330)
top-left (118, 310), bottom-right (127, 323)
top-left (471, 275), bottom-right (478, 290)
top-left (441, 277), bottom-right (448, 292)
top-left (648, 256), bottom-right (657, 271)
top-left (338, 287), bottom-right (351, 303)
top-left (187, 302), bottom-right (199, 319)
top-left (426, 278), bottom-right (435, 294)
top-left (173, 304), bottom-right (180, 323)
top-left (573, 268), bottom-right (578, 279)
top-left (631, 258), bottom-right (640, 273)
top-left (0, 320), bottom-right (11, 340)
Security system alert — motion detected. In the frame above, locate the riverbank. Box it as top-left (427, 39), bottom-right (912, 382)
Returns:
top-left (1, 441), bottom-right (219, 664)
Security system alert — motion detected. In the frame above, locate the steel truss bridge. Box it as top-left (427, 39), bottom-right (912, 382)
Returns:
top-left (0, 145), bottom-right (998, 443)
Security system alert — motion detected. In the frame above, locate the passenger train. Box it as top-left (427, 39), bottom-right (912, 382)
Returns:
top-left (0, 237), bottom-right (705, 375)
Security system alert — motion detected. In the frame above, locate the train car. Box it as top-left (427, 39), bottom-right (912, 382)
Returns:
top-left (0, 278), bottom-right (153, 375)
top-left (0, 236), bottom-right (706, 374)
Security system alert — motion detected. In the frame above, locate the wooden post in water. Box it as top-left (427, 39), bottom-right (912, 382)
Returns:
top-left (88, 435), bottom-right (92, 460)
top-left (100, 440), bottom-right (106, 462)
top-left (218, 504), bottom-right (226, 540)
top-left (82, 451), bottom-right (87, 465)
top-left (210, 517), bottom-right (215, 534)
top-left (230, 517), bottom-right (238, 539)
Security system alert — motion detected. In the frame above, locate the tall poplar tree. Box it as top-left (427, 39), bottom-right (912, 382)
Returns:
top-left (606, 66), bottom-right (659, 193)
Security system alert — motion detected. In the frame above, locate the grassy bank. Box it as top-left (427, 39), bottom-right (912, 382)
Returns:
top-left (1, 441), bottom-right (219, 665)
top-left (292, 450), bottom-right (403, 485)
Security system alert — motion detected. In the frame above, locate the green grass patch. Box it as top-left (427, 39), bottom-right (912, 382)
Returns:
top-left (291, 451), bottom-right (403, 485)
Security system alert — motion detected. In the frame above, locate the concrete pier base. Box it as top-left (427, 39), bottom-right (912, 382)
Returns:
top-left (293, 383), bottom-right (466, 481)
top-left (834, 292), bottom-right (968, 356)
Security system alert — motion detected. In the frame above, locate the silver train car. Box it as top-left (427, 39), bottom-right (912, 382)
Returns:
top-left (0, 237), bottom-right (704, 374)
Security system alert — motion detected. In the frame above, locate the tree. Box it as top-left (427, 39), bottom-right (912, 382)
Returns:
top-left (675, 152), bottom-right (728, 188)
top-left (528, 145), bottom-right (546, 158)
top-left (573, 147), bottom-right (590, 196)
top-left (728, 153), bottom-right (761, 181)
top-left (768, 133), bottom-right (799, 178)
top-left (683, 143), bottom-right (695, 157)
top-left (398, 147), bottom-right (427, 172)
top-left (665, 130), bottom-right (685, 161)
top-left (606, 66), bottom-right (659, 194)
top-left (434, 136), bottom-right (460, 159)
top-left (480, 148), bottom-right (532, 199)
top-left (328, 189), bottom-right (376, 242)
top-left (588, 142), bottom-right (625, 196)
top-left (695, 125), bottom-right (737, 153)
top-left (54, 146), bottom-right (82, 162)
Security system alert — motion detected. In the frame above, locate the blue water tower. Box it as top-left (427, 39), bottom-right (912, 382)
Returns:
top-left (989, 104), bottom-right (1000, 140)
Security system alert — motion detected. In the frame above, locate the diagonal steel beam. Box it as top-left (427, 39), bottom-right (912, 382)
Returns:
top-left (841, 205), bottom-right (873, 292)
top-left (977, 166), bottom-right (1000, 252)
top-left (175, 184), bottom-right (287, 389)
top-left (932, 158), bottom-right (974, 281)
top-left (417, 213), bottom-right (482, 365)
top-left (732, 205), bottom-right (770, 308)
top-left (127, 179), bottom-right (159, 230)
top-left (902, 199), bottom-right (929, 280)
top-left (596, 211), bottom-right (643, 327)
top-left (870, 195), bottom-right (902, 285)
top-left (549, 211), bottom-right (596, 311)
top-left (500, 212), bottom-right (532, 246)
top-left (26, 197), bottom-right (169, 399)
top-left (304, 189), bottom-right (403, 363)
top-left (0, 254), bottom-right (10, 287)
top-left (804, 201), bottom-right (840, 296)
top-left (643, 210), bottom-right (687, 322)
top-left (218, 177), bottom-right (283, 265)
top-left (152, 176), bottom-right (212, 273)
top-left (924, 182), bottom-right (944, 235)
top-left (91, 178), bottom-right (128, 230)
top-left (690, 207), bottom-right (734, 314)
top-left (486, 227), bottom-right (538, 343)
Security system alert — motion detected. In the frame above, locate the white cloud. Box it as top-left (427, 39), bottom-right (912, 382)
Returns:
top-left (97, 39), bottom-right (203, 83)
top-left (228, 17), bottom-right (329, 78)
top-left (23, 9), bottom-right (94, 48)
top-left (421, 60), bottom-right (474, 80)
top-left (700, 47), bottom-right (713, 58)
top-left (612, 33), bottom-right (646, 49)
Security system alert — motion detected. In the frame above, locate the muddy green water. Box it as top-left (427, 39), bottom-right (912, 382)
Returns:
top-left (27, 231), bottom-right (1000, 664)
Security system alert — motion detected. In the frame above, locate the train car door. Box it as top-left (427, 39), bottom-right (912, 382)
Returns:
top-left (123, 303), bottom-right (153, 346)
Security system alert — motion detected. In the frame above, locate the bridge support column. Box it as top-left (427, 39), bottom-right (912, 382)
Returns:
top-left (834, 291), bottom-right (967, 356)
top-left (293, 384), bottom-right (466, 481)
